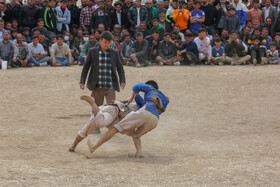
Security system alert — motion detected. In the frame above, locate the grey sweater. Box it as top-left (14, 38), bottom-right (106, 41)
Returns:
top-left (0, 40), bottom-right (18, 61)
top-left (223, 15), bottom-right (240, 33)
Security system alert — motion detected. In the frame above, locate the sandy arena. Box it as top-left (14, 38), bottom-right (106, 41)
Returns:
top-left (0, 65), bottom-right (280, 186)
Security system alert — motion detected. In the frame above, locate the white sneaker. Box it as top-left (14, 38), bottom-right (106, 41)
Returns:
top-left (40, 62), bottom-right (48, 66)
top-left (158, 62), bottom-right (163, 66)
top-left (135, 62), bottom-right (141, 68)
top-left (173, 61), bottom-right (180, 66)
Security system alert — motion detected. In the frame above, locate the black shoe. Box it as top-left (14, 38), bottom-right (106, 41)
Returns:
top-left (11, 63), bottom-right (18, 68)
top-left (190, 63), bottom-right (196, 66)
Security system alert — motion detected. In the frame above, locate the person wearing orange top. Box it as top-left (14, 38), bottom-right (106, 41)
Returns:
top-left (173, 0), bottom-right (190, 33)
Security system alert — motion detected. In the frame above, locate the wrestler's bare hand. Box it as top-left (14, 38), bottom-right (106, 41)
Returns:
top-left (80, 84), bottom-right (85, 90)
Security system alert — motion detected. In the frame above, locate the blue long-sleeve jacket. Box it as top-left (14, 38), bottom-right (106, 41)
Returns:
top-left (133, 83), bottom-right (169, 119)
top-left (178, 41), bottom-right (199, 57)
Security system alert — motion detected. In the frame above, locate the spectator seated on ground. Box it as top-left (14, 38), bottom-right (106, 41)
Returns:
top-left (224, 30), bottom-right (251, 65)
top-left (50, 34), bottom-right (73, 66)
top-left (28, 35), bottom-right (50, 66)
top-left (78, 34), bottom-right (99, 65)
top-left (156, 32), bottom-right (179, 65)
top-left (249, 35), bottom-right (267, 65)
top-left (211, 37), bottom-right (226, 65)
top-left (0, 31), bottom-right (18, 69)
top-left (266, 42), bottom-right (279, 64)
top-left (128, 32), bottom-right (149, 67)
top-left (145, 31), bottom-right (160, 63)
top-left (194, 28), bottom-right (212, 64)
top-left (14, 33), bottom-right (32, 67)
top-left (120, 34), bottom-right (133, 65)
top-left (177, 32), bottom-right (199, 66)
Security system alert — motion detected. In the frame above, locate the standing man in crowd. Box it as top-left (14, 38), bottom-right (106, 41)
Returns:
top-left (80, 31), bottom-right (126, 134)
top-left (18, 0), bottom-right (40, 29)
top-left (44, 0), bottom-right (57, 36)
top-left (80, 0), bottom-right (95, 32)
top-left (127, 0), bottom-right (148, 34)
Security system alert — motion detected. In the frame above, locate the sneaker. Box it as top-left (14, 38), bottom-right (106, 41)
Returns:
top-left (27, 63), bottom-right (34, 67)
top-left (218, 62), bottom-right (224, 66)
top-left (253, 59), bottom-right (257, 66)
top-left (210, 62), bottom-right (215, 66)
top-left (261, 57), bottom-right (267, 65)
top-left (11, 63), bottom-right (18, 68)
top-left (135, 62), bottom-right (141, 68)
top-left (39, 62), bottom-right (48, 66)
top-left (173, 61), bottom-right (180, 66)
top-left (231, 61), bottom-right (236, 66)
top-left (158, 62), bottom-right (163, 66)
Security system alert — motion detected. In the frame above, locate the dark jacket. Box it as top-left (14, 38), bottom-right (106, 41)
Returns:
top-left (18, 5), bottom-right (40, 28)
top-left (44, 6), bottom-right (57, 32)
top-left (91, 9), bottom-right (111, 30)
top-left (80, 47), bottom-right (125, 92)
top-left (158, 41), bottom-right (177, 59)
top-left (224, 39), bottom-right (245, 57)
top-left (129, 39), bottom-right (148, 59)
top-left (69, 5), bottom-right (81, 26)
top-left (127, 5), bottom-right (148, 31)
top-left (111, 11), bottom-right (128, 29)
top-left (4, 4), bottom-right (21, 22)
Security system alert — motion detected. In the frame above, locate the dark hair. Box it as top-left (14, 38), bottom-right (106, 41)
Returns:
top-left (56, 34), bottom-right (64, 40)
top-left (198, 28), bottom-right (206, 33)
top-left (37, 18), bottom-right (44, 23)
top-left (163, 32), bottom-right (171, 37)
top-left (230, 30), bottom-right (238, 34)
top-left (114, 1), bottom-right (122, 6)
top-left (31, 35), bottom-right (39, 40)
top-left (123, 34), bottom-right (131, 39)
top-left (94, 29), bottom-right (102, 34)
top-left (270, 41), bottom-right (277, 47)
top-left (252, 35), bottom-right (260, 41)
top-left (100, 31), bottom-right (113, 41)
top-left (71, 24), bottom-right (79, 29)
top-left (184, 32), bottom-right (193, 37)
top-left (152, 19), bottom-right (159, 23)
top-left (214, 37), bottom-right (222, 42)
top-left (275, 32), bottom-right (280, 36)
top-left (193, 1), bottom-right (200, 4)
top-left (266, 17), bottom-right (272, 21)
top-left (212, 30), bottom-right (219, 35)
top-left (153, 30), bottom-right (160, 35)
top-left (83, 31), bottom-right (89, 35)
top-left (145, 80), bottom-right (158, 90)
top-left (171, 31), bottom-right (179, 35)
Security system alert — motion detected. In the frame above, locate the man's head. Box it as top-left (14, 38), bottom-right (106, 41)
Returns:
top-left (63, 31), bottom-right (70, 40)
top-left (274, 32), bottom-right (280, 42)
top-left (28, 0), bottom-right (35, 7)
top-left (230, 30), bottom-right (238, 39)
top-left (214, 37), bottom-right (222, 47)
top-left (51, 35), bottom-right (56, 43)
top-left (253, 27), bottom-right (261, 36)
top-left (114, 1), bottom-right (122, 12)
top-left (253, 0), bottom-right (259, 9)
top-left (193, 1), bottom-right (200, 10)
top-left (140, 21), bottom-right (147, 30)
top-left (11, 19), bottom-right (18, 28)
top-left (265, 17), bottom-right (272, 25)
top-left (106, 0), bottom-right (112, 7)
top-left (2, 31), bottom-right (9, 41)
top-left (242, 26), bottom-right (250, 35)
top-left (159, 13), bottom-right (165, 23)
top-left (265, 0), bottom-right (271, 7)
top-left (262, 27), bottom-right (269, 37)
top-left (184, 32), bottom-right (193, 43)
top-left (234, 0), bottom-right (239, 4)
top-left (146, 0), bottom-right (153, 8)
top-left (39, 33), bottom-right (45, 43)
top-left (173, 25), bottom-right (180, 32)
top-left (94, 29), bottom-right (102, 39)
top-left (229, 6), bottom-right (236, 16)
top-left (123, 34), bottom-right (131, 44)
top-left (198, 28), bottom-right (206, 38)
top-left (31, 35), bottom-right (39, 45)
top-left (172, 0), bottom-right (178, 8)
top-left (16, 33), bottom-right (23, 43)
top-left (98, 24), bottom-right (105, 31)
top-left (152, 31), bottom-right (160, 40)
top-left (98, 0), bottom-right (105, 9)
top-left (49, 0), bottom-right (56, 8)
top-left (89, 34), bottom-right (96, 45)
top-left (99, 31), bottom-right (113, 51)
top-left (163, 32), bottom-right (171, 43)
top-left (83, 31), bottom-right (89, 41)
top-left (163, 0), bottom-right (169, 8)
top-left (122, 28), bottom-right (129, 35)
top-left (37, 18), bottom-right (44, 28)
top-left (0, 20), bottom-right (4, 31)
top-left (60, 0), bottom-right (68, 9)
top-left (221, 29), bottom-right (229, 38)
top-left (113, 24), bottom-right (122, 33)
top-left (202, 0), bottom-right (207, 5)
top-left (125, 0), bottom-right (132, 5)
top-left (212, 30), bottom-right (219, 40)
top-left (136, 32), bottom-right (143, 43)
top-left (11, 29), bottom-right (18, 39)
top-left (135, 0), bottom-right (142, 7)
top-left (56, 34), bottom-right (64, 45)
top-left (145, 80), bottom-right (158, 89)
top-left (152, 19), bottom-right (159, 28)
top-left (32, 28), bottom-right (40, 36)
top-left (87, 0), bottom-right (93, 6)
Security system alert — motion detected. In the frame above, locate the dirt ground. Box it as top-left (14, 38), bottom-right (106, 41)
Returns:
top-left (0, 65), bottom-right (280, 186)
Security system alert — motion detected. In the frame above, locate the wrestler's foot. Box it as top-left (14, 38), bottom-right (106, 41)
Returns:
top-left (69, 144), bottom-right (76, 152)
top-left (128, 152), bottom-right (144, 158)
top-left (87, 139), bottom-right (96, 153)
top-left (80, 95), bottom-right (95, 106)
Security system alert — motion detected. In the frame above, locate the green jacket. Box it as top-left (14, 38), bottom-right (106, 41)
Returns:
top-left (80, 41), bottom-right (99, 58)
top-left (71, 37), bottom-right (83, 52)
top-left (224, 40), bottom-right (245, 57)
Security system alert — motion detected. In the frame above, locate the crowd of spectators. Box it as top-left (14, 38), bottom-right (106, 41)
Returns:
top-left (1, 0), bottom-right (280, 69)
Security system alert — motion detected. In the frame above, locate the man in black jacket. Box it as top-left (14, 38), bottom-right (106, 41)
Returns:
top-left (3, 0), bottom-right (21, 23)
top-left (111, 1), bottom-right (128, 29)
top-left (43, 0), bottom-right (57, 35)
top-left (80, 31), bottom-right (126, 111)
top-left (18, 0), bottom-right (40, 29)
top-left (91, 0), bottom-right (111, 31)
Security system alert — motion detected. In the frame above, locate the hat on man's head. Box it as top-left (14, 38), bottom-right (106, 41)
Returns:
top-left (113, 24), bottom-right (122, 29)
